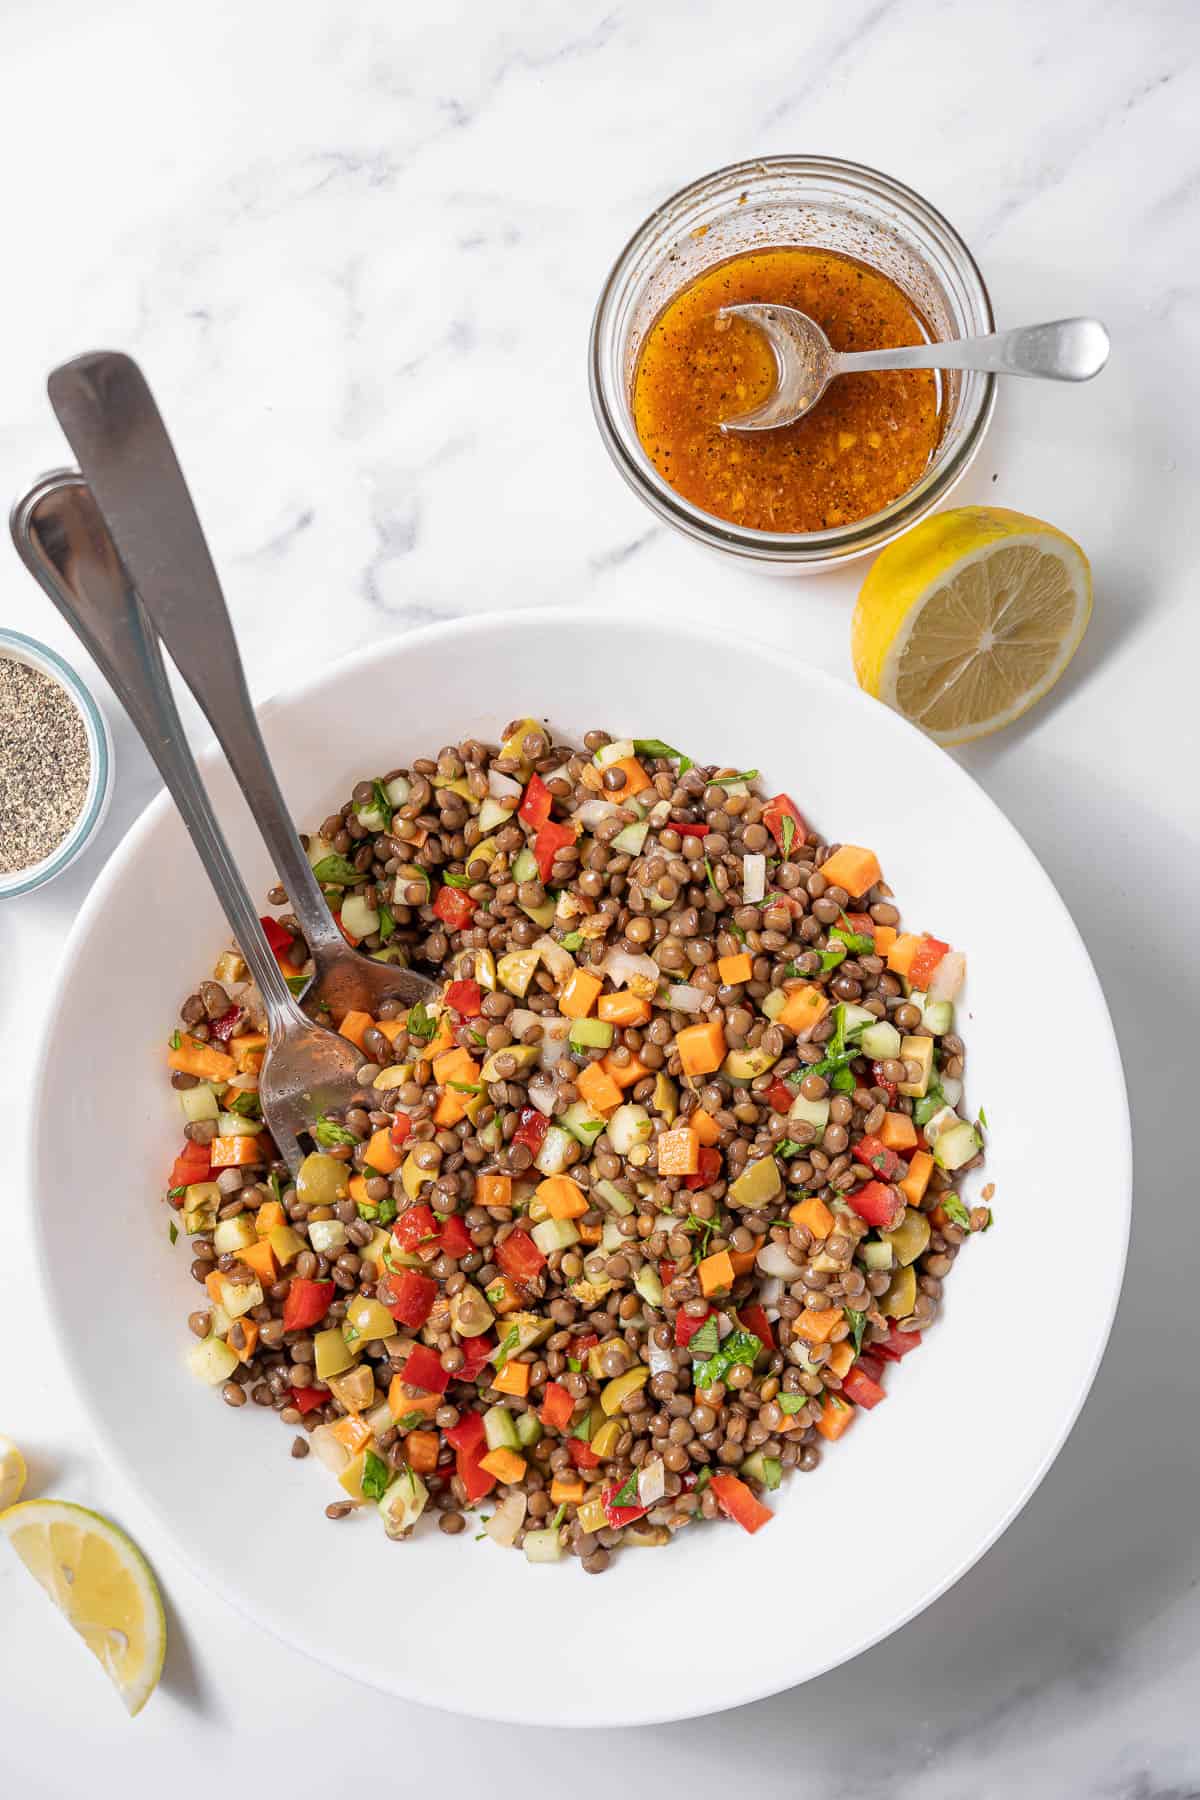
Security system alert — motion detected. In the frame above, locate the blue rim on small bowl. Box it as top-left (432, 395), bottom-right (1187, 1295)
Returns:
top-left (0, 628), bottom-right (114, 898)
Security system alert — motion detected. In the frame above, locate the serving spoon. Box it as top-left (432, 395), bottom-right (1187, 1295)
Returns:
top-left (44, 350), bottom-right (435, 1025)
top-left (718, 307), bottom-right (1110, 432)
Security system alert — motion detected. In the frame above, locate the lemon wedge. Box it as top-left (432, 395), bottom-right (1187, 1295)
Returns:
top-left (852, 506), bottom-right (1092, 745)
top-left (0, 1500), bottom-right (165, 1715)
top-left (0, 1435), bottom-right (26, 1509)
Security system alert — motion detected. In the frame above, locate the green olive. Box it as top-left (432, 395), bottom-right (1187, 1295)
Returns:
top-left (882, 1263), bottom-right (917, 1318)
top-left (883, 1208), bottom-right (931, 1267)
top-left (297, 1153), bottom-right (350, 1209)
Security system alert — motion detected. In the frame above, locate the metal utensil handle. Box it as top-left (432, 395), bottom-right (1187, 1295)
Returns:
top-left (835, 317), bottom-right (1110, 380)
top-left (46, 351), bottom-right (346, 960)
top-left (9, 471), bottom-right (299, 1023)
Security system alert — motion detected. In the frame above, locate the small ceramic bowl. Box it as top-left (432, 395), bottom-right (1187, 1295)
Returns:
top-left (0, 628), bottom-right (114, 898)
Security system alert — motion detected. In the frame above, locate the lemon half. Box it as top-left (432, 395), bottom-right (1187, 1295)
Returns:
top-left (853, 507), bottom-right (1092, 745)
top-left (0, 1435), bottom-right (26, 1509)
top-left (0, 1500), bottom-right (165, 1715)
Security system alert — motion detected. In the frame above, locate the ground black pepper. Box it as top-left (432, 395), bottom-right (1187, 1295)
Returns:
top-left (0, 656), bottom-right (91, 874)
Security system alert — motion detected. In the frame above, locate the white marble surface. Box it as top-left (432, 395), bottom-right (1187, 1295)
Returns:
top-left (2, 0), bottom-right (1199, 1791)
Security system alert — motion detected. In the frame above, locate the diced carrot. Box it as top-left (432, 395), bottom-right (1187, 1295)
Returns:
top-left (606, 755), bottom-right (651, 796)
top-left (559, 968), bottom-right (603, 1019)
top-left (698, 1249), bottom-right (735, 1296)
top-left (657, 1129), bottom-right (700, 1177)
top-left (816, 1394), bottom-right (856, 1440)
top-left (817, 845), bottom-right (883, 898)
top-left (374, 1018), bottom-right (408, 1045)
top-left (386, 1378), bottom-right (442, 1422)
top-left (676, 1020), bottom-right (726, 1077)
top-left (576, 1062), bottom-right (623, 1114)
top-left (886, 933), bottom-right (922, 979)
top-left (689, 1108), bottom-right (722, 1146)
top-left (433, 1047), bottom-right (479, 1086)
top-left (778, 985), bottom-right (830, 1037)
top-left (209, 1134), bottom-right (263, 1168)
top-left (826, 1340), bottom-right (856, 1379)
top-left (716, 952), bottom-right (753, 986)
top-left (597, 990), bottom-right (651, 1026)
top-left (794, 1306), bottom-right (842, 1344)
top-left (365, 1126), bottom-right (405, 1176)
top-left (491, 1358), bottom-right (531, 1398)
top-left (168, 1034), bottom-right (235, 1083)
top-left (433, 1090), bottom-right (470, 1126)
top-left (239, 1238), bottom-right (276, 1284)
top-left (549, 1474), bottom-right (585, 1505)
top-left (230, 1032), bottom-right (268, 1072)
top-left (789, 1196), bottom-right (835, 1239)
top-left (403, 1429), bottom-right (440, 1474)
top-left (339, 1010), bottom-right (374, 1053)
top-left (348, 1175), bottom-right (371, 1205)
top-left (537, 1175), bottom-right (588, 1220)
top-left (484, 1272), bottom-right (523, 1315)
top-left (475, 1173), bottom-right (513, 1210)
top-left (255, 1200), bottom-right (284, 1235)
top-left (873, 925), bottom-right (897, 956)
top-left (899, 1149), bottom-right (934, 1207)
top-left (578, 1220), bottom-right (602, 1244)
top-left (330, 1414), bottom-right (373, 1454)
top-left (480, 1447), bottom-right (527, 1485)
top-left (205, 1270), bottom-right (225, 1305)
top-left (600, 1051), bottom-right (650, 1090)
top-left (880, 1112), bottom-right (919, 1152)
top-left (729, 1247), bottom-right (758, 1277)
top-left (229, 1318), bottom-right (259, 1364)
top-left (426, 1017), bottom-right (455, 1061)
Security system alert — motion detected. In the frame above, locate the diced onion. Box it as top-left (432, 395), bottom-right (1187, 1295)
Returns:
top-left (594, 739), bottom-right (635, 768)
top-left (485, 1490), bottom-right (527, 1548)
top-left (534, 934), bottom-right (575, 983)
top-left (487, 768), bottom-right (523, 801)
top-left (537, 1018), bottom-right (570, 1071)
top-left (600, 946), bottom-right (660, 989)
top-left (526, 1073), bottom-right (558, 1116)
top-left (758, 1275), bottom-right (784, 1308)
top-left (928, 949), bottom-right (966, 1002)
top-left (638, 1457), bottom-right (666, 1507)
top-left (647, 1341), bottom-right (675, 1377)
top-left (574, 797), bottom-right (622, 829)
top-left (757, 1240), bottom-right (805, 1280)
top-left (507, 1009), bottom-right (539, 1040)
top-left (743, 853), bottom-right (766, 904)
top-left (939, 1074), bottom-right (964, 1108)
top-left (309, 1424), bottom-right (350, 1475)
top-left (384, 774), bottom-right (411, 807)
top-left (667, 984), bottom-right (705, 1014)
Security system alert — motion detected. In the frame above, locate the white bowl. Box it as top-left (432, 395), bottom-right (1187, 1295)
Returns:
top-left (29, 609), bottom-right (1129, 1727)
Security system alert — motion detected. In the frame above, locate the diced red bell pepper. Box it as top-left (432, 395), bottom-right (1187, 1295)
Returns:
top-left (765, 1079), bottom-right (795, 1114)
top-left (675, 1306), bottom-right (715, 1348)
top-left (259, 914), bottom-right (295, 956)
top-left (289, 1385), bottom-right (327, 1415)
top-left (495, 1227), bottom-right (546, 1285)
top-left (674, 821), bottom-right (710, 838)
top-left (842, 1365), bottom-right (887, 1410)
top-left (844, 911), bottom-right (876, 939)
top-left (533, 818), bottom-right (576, 883)
top-left (602, 1483), bottom-right (650, 1529)
top-left (684, 1145), bottom-right (723, 1191)
top-left (389, 1112), bottom-right (413, 1153)
top-left (659, 1259), bottom-right (677, 1285)
top-left (435, 1212), bottom-right (473, 1259)
top-left (568, 1332), bottom-right (600, 1360)
top-left (710, 1472), bottom-right (774, 1534)
top-left (457, 1439), bottom-right (497, 1503)
top-left (445, 978), bottom-right (483, 1018)
top-left (846, 1179), bottom-right (905, 1231)
top-left (567, 1437), bottom-right (601, 1470)
top-left (402, 1343), bottom-right (449, 1394)
top-left (208, 1004), bottom-right (245, 1044)
top-left (432, 884), bottom-right (477, 930)
top-left (512, 1107), bottom-right (549, 1155)
top-left (444, 1410), bottom-right (486, 1452)
top-left (377, 1266), bottom-right (437, 1328)
top-left (738, 1302), bottom-right (776, 1351)
top-left (908, 935), bottom-right (950, 988)
top-left (871, 1061), bottom-right (898, 1106)
top-left (334, 911), bottom-right (360, 948)
top-left (518, 772), bottom-right (553, 829)
top-left (874, 1325), bottom-right (923, 1361)
top-left (856, 1351), bottom-right (885, 1385)
top-left (539, 1381), bottom-right (575, 1432)
top-left (454, 1335), bottom-right (496, 1383)
top-left (762, 794), bottom-right (808, 852)
top-left (169, 1139), bottom-right (212, 1190)
top-left (282, 1277), bottom-right (335, 1332)
top-left (393, 1202), bottom-right (442, 1258)
top-left (853, 1135), bottom-right (902, 1181)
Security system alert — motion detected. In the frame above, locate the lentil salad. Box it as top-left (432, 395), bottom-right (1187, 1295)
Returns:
top-left (165, 719), bottom-right (988, 1570)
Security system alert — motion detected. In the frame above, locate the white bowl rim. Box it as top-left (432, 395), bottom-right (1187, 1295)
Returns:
top-left (26, 605), bottom-right (1131, 1726)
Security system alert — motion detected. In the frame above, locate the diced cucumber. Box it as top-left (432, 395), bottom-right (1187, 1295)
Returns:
top-left (922, 997), bottom-right (954, 1036)
top-left (923, 1104), bottom-right (960, 1143)
top-left (181, 1181), bottom-right (220, 1235)
top-left (559, 1100), bottom-right (605, 1146)
top-left (384, 774), bottom-right (411, 808)
top-left (788, 1092), bottom-right (830, 1137)
top-left (341, 893), bottom-right (381, 940)
top-left (860, 1020), bottom-right (901, 1062)
top-left (860, 1238), bottom-right (894, 1272)
top-left (533, 1124), bottom-right (574, 1177)
top-left (218, 1276), bottom-right (264, 1320)
top-left (305, 833), bottom-right (335, 870)
top-left (841, 1004), bottom-right (876, 1037)
top-left (594, 1177), bottom-right (634, 1215)
top-left (308, 1219), bottom-right (348, 1254)
top-left (601, 1218), bottom-right (625, 1253)
top-left (355, 804), bottom-right (386, 832)
top-left (611, 820), bottom-right (649, 857)
top-left (634, 1263), bottom-right (663, 1307)
top-left (483, 1405), bottom-right (520, 1452)
top-left (594, 738), bottom-right (635, 768)
top-left (515, 1411), bottom-right (543, 1449)
top-left (761, 989), bottom-right (787, 1021)
top-left (217, 1111), bottom-right (264, 1138)
top-left (477, 796), bottom-right (514, 834)
top-left (532, 1216), bottom-right (580, 1255)
top-left (179, 1083), bottom-right (221, 1124)
top-left (495, 1312), bottom-right (553, 1356)
top-left (568, 1017), bottom-right (614, 1052)
top-left (608, 1104), bottom-right (651, 1157)
top-left (523, 1527), bottom-right (563, 1564)
top-left (913, 1088), bottom-right (945, 1127)
top-left (379, 1466), bottom-right (429, 1539)
top-left (739, 1450), bottom-right (781, 1490)
top-left (213, 1215), bottom-right (257, 1254)
top-left (186, 1335), bottom-right (239, 1386)
top-left (933, 1120), bottom-right (980, 1171)
top-left (512, 845), bottom-right (539, 884)
top-left (208, 1301), bottom-right (233, 1337)
top-left (939, 1074), bottom-right (964, 1108)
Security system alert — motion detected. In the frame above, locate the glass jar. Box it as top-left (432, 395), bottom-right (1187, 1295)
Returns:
top-left (589, 155), bottom-right (996, 571)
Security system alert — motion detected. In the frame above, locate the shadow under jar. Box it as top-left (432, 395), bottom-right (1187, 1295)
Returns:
top-left (589, 155), bottom-right (996, 571)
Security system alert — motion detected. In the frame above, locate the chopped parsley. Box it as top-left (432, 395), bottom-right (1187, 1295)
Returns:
top-left (448, 1080), bottom-right (482, 1094)
top-left (168, 1221), bottom-right (179, 1244)
top-left (552, 1503), bottom-right (567, 1529)
top-left (167, 1185), bottom-right (186, 1200)
top-left (693, 1466), bottom-right (712, 1494)
top-left (844, 1307), bottom-right (868, 1354)
top-left (560, 930), bottom-right (583, 951)
top-left (776, 1138), bottom-right (804, 1159)
top-left (978, 1105), bottom-right (989, 1130)
top-left (268, 1171), bottom-right (285, 1204)
top-left (313, 1116), bottom-right (358, 1149)
top-left (685, 1315), bottom-right (720, 1360)
top-left (394, 1409), bottom-right (429, 1432)
top-left (703, 856), bottom-right (721, 900)
top-left (831, 924), bottom-right (874, 955)
top-left (372, 778), bottom-right (393, 820)
top-left (571, 1409), bottom-right (594, 1441)
top-left (311, 852), bottom-right (363, 887)
top-left (777, 1391), bottom-right (808, 1415)
top-left (609, 1468), bottom-right (641, 1508)
top-left (285, 974), bottom-right (309, 996)
top-left (942, 1193), bottom-right (972, 1229)
top-left (492, 1326), bottom-right (520, 1372)
top-left (566, 1355), bottom-right (582, 1372)
top-left (693, 1328), bottom-right (762, 1392)
top-left (781, 814), bottom-right (796, 858)
top-left (817, 946), bottom-right (847, 972)
top-left (685, 1212), bottom-right (717, 1260)
top-left (441, 870), bottom-right (472, 889)
top-left (467, 1026), bottom-right (487, 1046)
top-left (377, 1193), bottom-right (397, 1226)
top-left (168, 1030), bottom-right (182, 1050)
top-left (474, 1516), bottom-right (492, 1540)
top-left (633, 738), bottom-right (694, 775)
top-left (226, 1088), bottom-right (262, 1120)
top-left (405, 1001), bottom-right (437, 1044)
top-left (728, 920), bottom-right (746, 943)
top-left (831, 1067), bottom-right (856, 1094)
top-left (377, 902), bottom-right (397, 945)
top-left (361, 1450), bottom-right (391, 1502)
